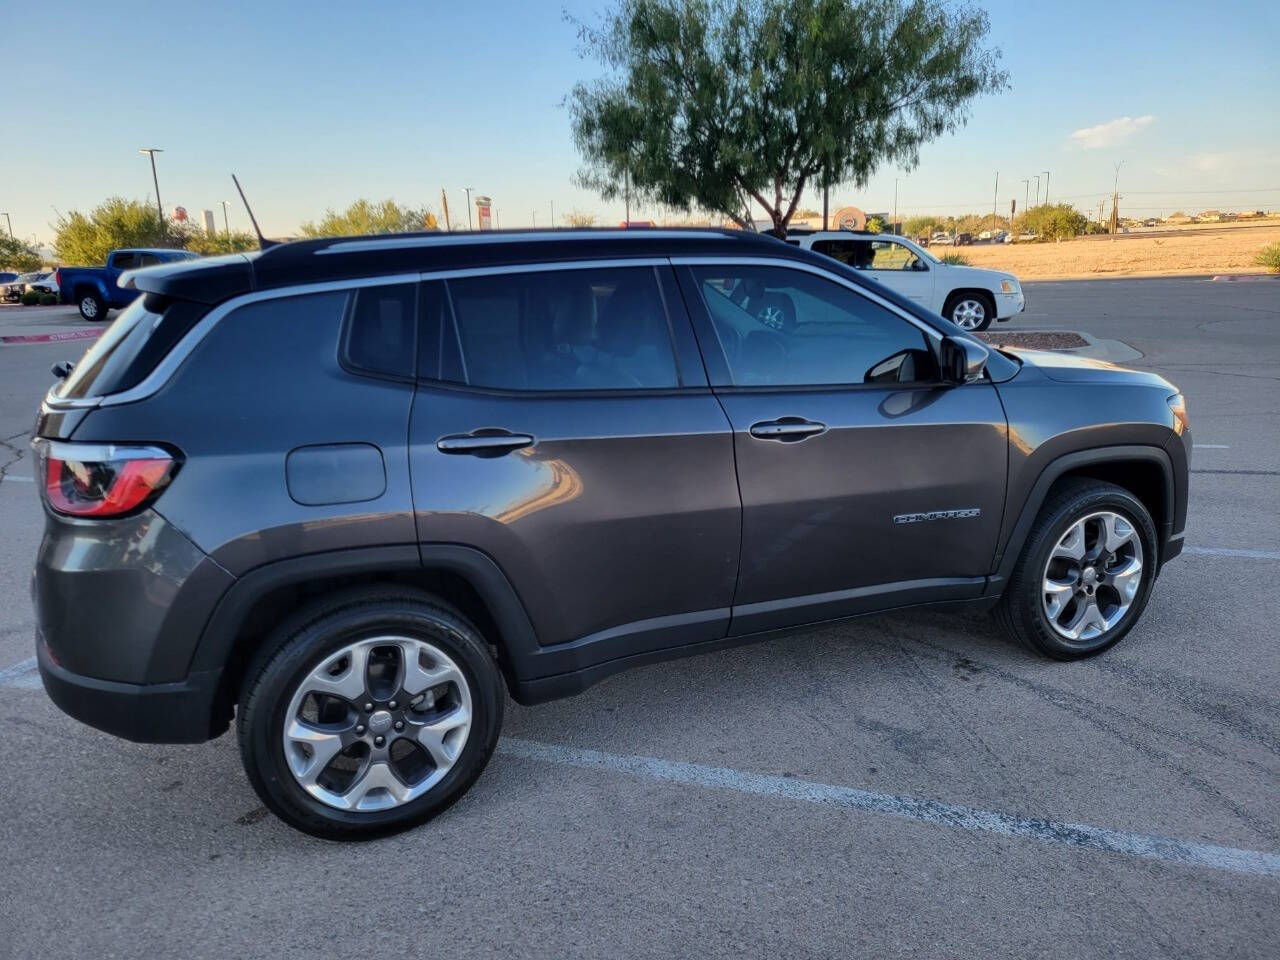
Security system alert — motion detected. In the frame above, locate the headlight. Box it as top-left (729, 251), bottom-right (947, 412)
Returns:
top-left (1167, 394), bottom-right (1189, 435)
top-left (1000, 279), bottom-right (1019, 294)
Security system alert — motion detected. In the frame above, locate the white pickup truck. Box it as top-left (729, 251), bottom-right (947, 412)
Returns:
top-left (786, 230), bottom-right (1025, 331)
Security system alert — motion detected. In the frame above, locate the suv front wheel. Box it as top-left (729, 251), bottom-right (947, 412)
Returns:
top-left (944, 291), bottom-right (994, 331)
top-left (996, 479), bottom-right (1158, 659)
top-left (237, 587), bottom-right (504, 839)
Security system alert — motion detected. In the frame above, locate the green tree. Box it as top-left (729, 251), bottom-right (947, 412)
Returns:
top-left (54, 197), bottom-right (171, 265)
top-left (903, 215), bottom-right (941, 237)
top-left (0, 234), bottom-right (43, 271)
top-left (299, 199), bottom-right (433, 237)
top-left (182, 229), bottom-right (260, 255)
top-left (1021, 203), bottom-right (1087, 241)
top-left (567, 0), bottom-right (1006, 235)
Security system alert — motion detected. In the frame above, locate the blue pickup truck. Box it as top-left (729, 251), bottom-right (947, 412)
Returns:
top-left (57, 247), bottom-right (200, 321)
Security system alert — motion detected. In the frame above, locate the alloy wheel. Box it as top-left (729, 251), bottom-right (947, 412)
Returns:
top-left (951, 299), bottom-right (986, 330)
top-left (80, 296), bottom-right (97, 319)
top-left (281, 635), bottom-right (472, 812)
top-left (1041, 511), bottom-right (1144, 642)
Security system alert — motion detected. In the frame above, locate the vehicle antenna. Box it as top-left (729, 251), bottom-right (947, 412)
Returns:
top-left (232, 174), bottom-right (276, 249)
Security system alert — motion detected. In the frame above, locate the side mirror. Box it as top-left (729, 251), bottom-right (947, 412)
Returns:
top-left (939, 336), bottom-right (989, 384)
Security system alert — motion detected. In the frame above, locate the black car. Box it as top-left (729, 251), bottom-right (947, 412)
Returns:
top-left (31, 228), bottom-right (1190, 838)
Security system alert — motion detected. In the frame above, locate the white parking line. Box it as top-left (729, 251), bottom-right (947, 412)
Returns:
top-left (1193, 444), bottom-right (1230, 449)
top-left (0, 656), bottom-right (39, 689)
top-left (1184, 546), bottom-right (1280, 560)
top-left (0, 475), bottom-right (33, 483)
top-left (499, 738), bottom-right (1280, 879)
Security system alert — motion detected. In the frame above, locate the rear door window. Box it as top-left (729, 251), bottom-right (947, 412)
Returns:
top-left (342, 283), bottom-right (417, 379)
top-left (111, 252), bottom-right (138, 270)
top-left (445, 266), bottom-right (679, 390)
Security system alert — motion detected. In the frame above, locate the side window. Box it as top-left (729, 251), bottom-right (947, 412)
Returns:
top-left (869, 241), bottom-right (922, 271)
top-left (691, 265), bottom-right (938, 387)
top-left (112, 252), bottom-right (138, 270)
top-left (343, 283), bottom-right (417, 379)
top-left (446, 267), bottom-right (679, 391)
top-left (136, 253), bottom-right (163, 268)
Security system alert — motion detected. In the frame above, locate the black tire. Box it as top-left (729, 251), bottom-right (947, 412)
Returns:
top-left (237, 586), bottom-right (504, 839)
top-left (944, 291), bottom-right (995, 332)
top-left (78, 291), bottom-right (107, 322)
top-left (995, 479), bottom-right (1159, 660)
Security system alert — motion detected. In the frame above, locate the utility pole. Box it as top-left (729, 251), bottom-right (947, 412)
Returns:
top-left (462, 187), bottom-right (475, 230)
top-left (823, 178), bottom-right (829, 231)
top-left (1033, 175), bottom-right (1041, 208)
top-left (139, 148), bottom-right (165, 239)
top-left (550, 200), bottom-right (555, 228)
top-left (992, 172), bottom-right (999, 219)
top-left (1111, 161), bottom-right (1124, 236)
top-left (624, 167), bottom-right (631, 225)
top-left (1042, 170), bottom-right (1050, 205)
top-left (1, 212), bottom-right (11, 237)
top-left (219, 200), bottom-right (231, 238)
top-left (441, 190), bottom-right (452, 231)
top-left (531, 211), bottom-right (537, 228)
top-left (1020, 179), bottom-right (1030, 219)
top-left (893, 178), bottom-right (899, 235)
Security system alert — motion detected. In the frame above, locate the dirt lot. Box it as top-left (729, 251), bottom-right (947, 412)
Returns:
top-left (953, 224), bottom-right (1280, 280)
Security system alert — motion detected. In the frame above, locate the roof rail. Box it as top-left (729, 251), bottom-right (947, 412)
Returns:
top-left (303, 227), bottom-right (775, 256)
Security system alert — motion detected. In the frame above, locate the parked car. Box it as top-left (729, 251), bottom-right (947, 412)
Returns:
top-left (26, 273), bottom-right (59, 297)
top-left (789, 230), bottom-right (1024, 330)
top-left (0, 271), bottom-right (17, 286)
top-left (2, 271), bottom-right (50, 302)
top-left (931, 231), bottom-right (954, 246)
top-left (32, 228), bottom-right (1189, 838)
top-left (978, 230), bottom-right (992, 241)
top-left (55, 247), bottom-right (199, 321)
top-left (956, 232), bottom-right (973, 246)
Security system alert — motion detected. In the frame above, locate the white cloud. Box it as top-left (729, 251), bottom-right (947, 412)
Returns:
top-left (1069, 115), bottom-right (1155, 150)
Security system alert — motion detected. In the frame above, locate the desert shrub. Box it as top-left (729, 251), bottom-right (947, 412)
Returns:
top-left (39, 293), bottom-right (58, 305)
top-left (940, 252), bottom-right (971, 265)
top-left (20, 290), bottom-right (41, 305)
top-left (1256, 243), bottom-right (1280, 273)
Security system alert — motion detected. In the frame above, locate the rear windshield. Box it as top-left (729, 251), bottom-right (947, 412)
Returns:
top-left (54, 294), bottom-right (207, 400)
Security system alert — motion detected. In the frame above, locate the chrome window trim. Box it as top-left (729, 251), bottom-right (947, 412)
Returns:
top-left (42, 260), bottom-right (674, 410)
top-left (44, 273), bottom-right (418, 410)
top-left (669, 254), bottom-right (944, 342)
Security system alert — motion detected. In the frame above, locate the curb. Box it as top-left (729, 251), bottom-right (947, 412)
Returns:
top-left (0, 328), bottom-right (103, 345)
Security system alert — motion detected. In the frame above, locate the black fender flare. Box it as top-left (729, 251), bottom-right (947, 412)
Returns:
top-left (987, 444), bottom-right (1175, 594)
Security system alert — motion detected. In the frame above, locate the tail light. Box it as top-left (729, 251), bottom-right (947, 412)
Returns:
top-left (55, 269), bottom-right (62, 289)
top-left (32, 439), bottom-right (180, 518)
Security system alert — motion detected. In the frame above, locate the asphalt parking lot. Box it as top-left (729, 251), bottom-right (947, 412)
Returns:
top-left (0, 278), bottom-right (1277, 958)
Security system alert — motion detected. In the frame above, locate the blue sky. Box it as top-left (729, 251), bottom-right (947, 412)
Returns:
top-left (3, 0), bottom-right (1277, 243)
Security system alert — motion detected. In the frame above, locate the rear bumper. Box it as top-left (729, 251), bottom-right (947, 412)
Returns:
top-left (37, 635), bottom-right (228, 743)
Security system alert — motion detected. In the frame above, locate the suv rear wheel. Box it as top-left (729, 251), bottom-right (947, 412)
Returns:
top-left (237, 587), bottom-right (504, 839)
top-left (996, 479), bottom-right (1158, 659)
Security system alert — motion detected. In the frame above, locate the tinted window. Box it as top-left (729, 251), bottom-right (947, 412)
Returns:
top-left (111, 252), bottom-right (138, 270)
top-left (55, 297), bottom-right (162, 399)
top-left (343, 283), bottom-right (417, 378)
top-left (447, 267), bottom-right (678, 390)
top-left (137, 253), bottom-right (164, 267)
top-left (692, 265), bottom-right (938, 386)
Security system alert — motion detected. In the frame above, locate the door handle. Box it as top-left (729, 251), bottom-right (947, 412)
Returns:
top-left (748, 418), bottom-right (827, 442)
top-left (436, 430), bottom-right (535, 456)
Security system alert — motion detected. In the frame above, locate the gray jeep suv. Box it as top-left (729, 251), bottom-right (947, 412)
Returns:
top-left (30, 229), bottom-right (1191, 837)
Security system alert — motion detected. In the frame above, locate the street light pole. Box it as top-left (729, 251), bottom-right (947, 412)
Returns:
top-left (219, 200), bottom-right (231, 238)
top-left (1033, 175), bottom-right (1041, 207)
top-left (1042, 170), bottom-right (1050, 205)
top-left (893, 178), bottom-right (899, 236)
top-left (1020, 179), bottom-right (1030, 219)
top-left (463, 187), bottom-right (475, 230)
top-left (1, 212), bottom-right (11, 238)
top-left (139, 148), bottom-right (165, 237)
